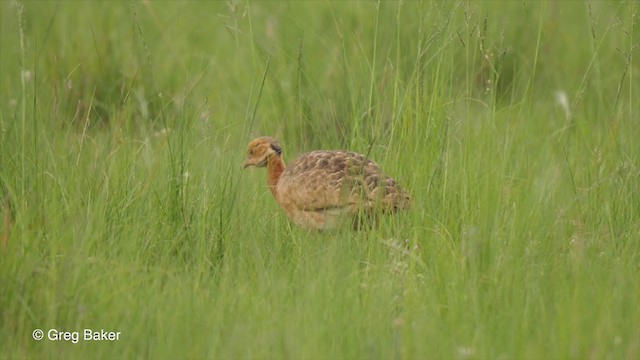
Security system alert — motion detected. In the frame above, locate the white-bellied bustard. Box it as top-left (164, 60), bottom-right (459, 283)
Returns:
top-left (243, 137), bottom-right (411, 230)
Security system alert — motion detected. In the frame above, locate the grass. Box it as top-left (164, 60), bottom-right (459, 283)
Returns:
top-left (1, 1), bottom-right (639, 359)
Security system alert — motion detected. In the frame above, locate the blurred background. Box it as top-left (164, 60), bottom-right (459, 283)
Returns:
top-left (1, 1), bottom-right (638, 358)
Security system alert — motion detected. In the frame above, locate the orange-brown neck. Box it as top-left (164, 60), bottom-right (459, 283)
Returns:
top-left (266, 155), bottom-right (286, 197)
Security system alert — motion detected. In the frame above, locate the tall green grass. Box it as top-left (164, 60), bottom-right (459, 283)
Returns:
top-left (1, 1), bottom-right (638, 358)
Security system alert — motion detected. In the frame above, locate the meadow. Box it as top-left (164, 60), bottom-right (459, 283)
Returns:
top-left (1, 1), bottom-right (639, 359)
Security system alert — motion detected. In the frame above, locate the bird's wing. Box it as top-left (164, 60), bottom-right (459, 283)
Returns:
top-left (277, 150), bottom-right (407, 213)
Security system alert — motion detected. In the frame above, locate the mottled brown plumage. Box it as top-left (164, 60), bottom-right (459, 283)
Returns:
top-left (243, 137), bottom-right (411, 230)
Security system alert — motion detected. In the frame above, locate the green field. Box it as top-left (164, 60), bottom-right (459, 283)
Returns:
top-left (1, 1), bottom-right (639, 359)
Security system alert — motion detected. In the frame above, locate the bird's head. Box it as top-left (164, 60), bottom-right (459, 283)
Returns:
top-left (243, 137), bottom-right (282, 168)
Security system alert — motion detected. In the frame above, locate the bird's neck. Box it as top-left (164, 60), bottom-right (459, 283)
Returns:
top-left (267, 155), bottom-right (286, 197)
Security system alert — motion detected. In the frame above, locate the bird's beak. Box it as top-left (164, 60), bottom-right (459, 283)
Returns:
top-left (242, 159), bottom-right (254, 169)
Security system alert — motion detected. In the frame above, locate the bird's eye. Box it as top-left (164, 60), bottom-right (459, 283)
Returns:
top-left (249, 149), bottom-right (254, 156)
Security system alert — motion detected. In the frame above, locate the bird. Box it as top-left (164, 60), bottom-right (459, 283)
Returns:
top-left (242, 136), bottom-right (411, 230)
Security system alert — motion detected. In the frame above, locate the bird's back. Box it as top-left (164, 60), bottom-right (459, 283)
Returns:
top-left (275, 150), bottom-right (411, 228)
